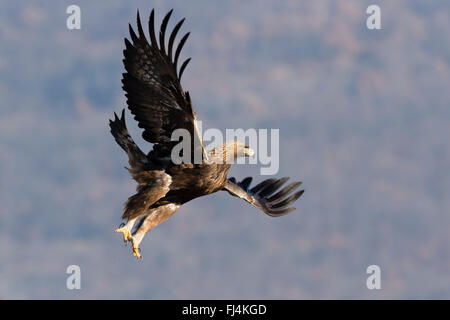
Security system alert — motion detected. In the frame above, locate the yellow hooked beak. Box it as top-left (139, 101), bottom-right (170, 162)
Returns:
top-left (244, 148), bottom-right (255, 157)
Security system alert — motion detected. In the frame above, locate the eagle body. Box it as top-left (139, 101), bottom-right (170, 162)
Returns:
top-left (162, 163), bottom-right (232, 202)
top-left (109, 10), bottom-right (304, 258)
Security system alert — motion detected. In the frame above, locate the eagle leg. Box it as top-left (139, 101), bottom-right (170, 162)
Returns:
top-left (129, 203), bottom-right (180, 259)
top-left (114, 218), bottom-right (137, 243)
top-left (130, 219), bottom-right (146, 259)
top-left (132, 241), bottom-right (142, 259)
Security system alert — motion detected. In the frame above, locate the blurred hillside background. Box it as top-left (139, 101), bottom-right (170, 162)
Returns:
top-left (0, 0), bottom-right (449, 299)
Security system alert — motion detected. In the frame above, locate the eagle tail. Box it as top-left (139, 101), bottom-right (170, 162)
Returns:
top-left (109, 109), bottom-right (147, 171)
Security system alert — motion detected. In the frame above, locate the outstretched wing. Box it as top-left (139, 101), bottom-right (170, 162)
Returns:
top-left (223, 177), bottom-right (304, 217)
top-left (122, 9), bottom-right (206, 160)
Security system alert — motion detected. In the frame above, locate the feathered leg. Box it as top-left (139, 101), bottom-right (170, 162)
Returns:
top-left (114, 170), bottom-right (172, 246)
top-left (130, 203), bottom-right (180, 258)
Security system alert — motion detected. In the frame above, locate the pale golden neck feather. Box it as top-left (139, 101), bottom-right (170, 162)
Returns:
top-left (209, 142), bottom-right (240, 164)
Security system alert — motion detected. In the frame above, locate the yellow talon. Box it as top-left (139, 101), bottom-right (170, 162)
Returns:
top-left (115, 227), bottom-right (132, 243)
top-left (132, 245), bottom-right (142, 259)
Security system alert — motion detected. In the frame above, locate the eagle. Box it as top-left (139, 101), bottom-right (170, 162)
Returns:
top-left (109, 9), bottom-right (304, 258)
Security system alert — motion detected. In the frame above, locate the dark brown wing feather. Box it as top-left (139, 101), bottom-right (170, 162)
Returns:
top-left (122, 9), bottom-right (203, 158)
top-left (224, 177), bottom-right (304, 217)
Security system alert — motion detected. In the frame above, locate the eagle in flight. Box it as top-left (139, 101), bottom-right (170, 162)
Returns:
top-left (109, 9), bottom-right (304, 258)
